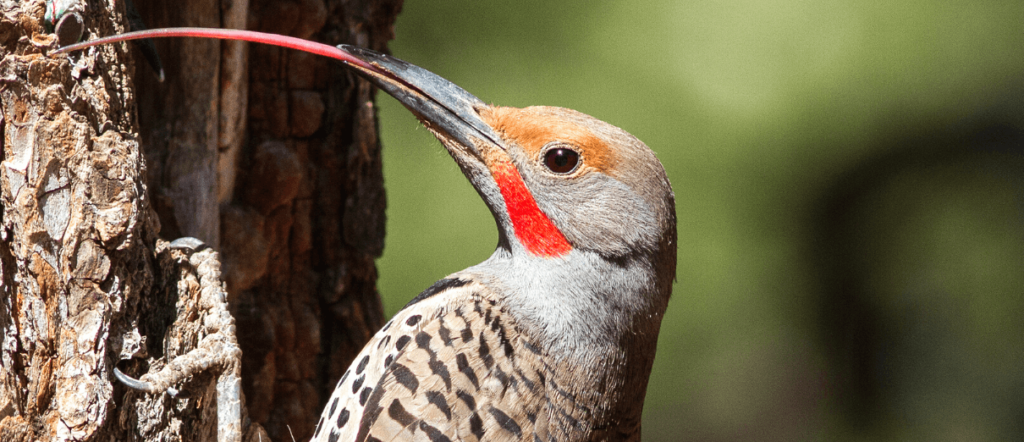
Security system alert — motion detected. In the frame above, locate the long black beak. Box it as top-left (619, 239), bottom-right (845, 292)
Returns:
top-left (336, 45), bottom-right (504, 152)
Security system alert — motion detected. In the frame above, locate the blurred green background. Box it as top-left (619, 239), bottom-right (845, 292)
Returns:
top-left (372, 1), bottom-right (1024, 440)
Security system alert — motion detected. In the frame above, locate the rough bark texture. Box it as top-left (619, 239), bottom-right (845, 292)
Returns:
top-left (0, 0), bottom-right (400, 440)
top-left (133, 0), bottom-right (402, 440)
top-left (0, 1), bottom-right (153, 439)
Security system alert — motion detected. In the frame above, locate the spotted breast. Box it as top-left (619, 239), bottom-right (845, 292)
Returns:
top-left (313, 275), bottom-right (603, 442)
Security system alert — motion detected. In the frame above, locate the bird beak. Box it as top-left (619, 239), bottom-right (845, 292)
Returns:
top-left (336, 45), bottom-right (504, 155)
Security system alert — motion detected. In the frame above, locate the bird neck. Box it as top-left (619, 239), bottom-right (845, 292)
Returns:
top-left (463, 247), bottom-right (668, 366)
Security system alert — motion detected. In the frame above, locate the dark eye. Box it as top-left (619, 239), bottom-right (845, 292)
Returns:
top-left (543, 147), bottom-right (580, 174)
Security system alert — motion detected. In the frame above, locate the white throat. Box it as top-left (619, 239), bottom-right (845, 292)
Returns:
top-left (461, 247), bottom-right (666, 358)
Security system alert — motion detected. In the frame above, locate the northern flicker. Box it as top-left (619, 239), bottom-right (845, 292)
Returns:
top-left (59, 29), bottom-right (676, 442)
top-left (308, 47), bottom-right (677, 442)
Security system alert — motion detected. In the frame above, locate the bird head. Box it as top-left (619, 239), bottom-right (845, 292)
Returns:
top-left (339, 47), bottom-right (678, 364)
top-left (341, 46), bottom-right (677, 297)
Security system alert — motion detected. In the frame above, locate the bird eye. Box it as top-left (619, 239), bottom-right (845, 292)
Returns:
top-left (543, 147), bottom-right (580, 174)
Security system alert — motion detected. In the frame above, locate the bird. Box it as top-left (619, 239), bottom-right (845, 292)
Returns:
top-left (308, 46), bottom-right (677, 442)
top-left (57, 30), bottom-right (677, 442)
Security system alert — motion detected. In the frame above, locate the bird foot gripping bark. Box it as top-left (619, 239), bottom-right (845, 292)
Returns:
top-left (115, 238), bottom-right (244, 442)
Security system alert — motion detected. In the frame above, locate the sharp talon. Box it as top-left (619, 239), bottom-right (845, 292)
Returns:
top-left (114, 367), bottom-right (180, 396)
top-left (113, 367), bottom-right (155, 391)
top-left (168, 237), bottom-right (208, 251)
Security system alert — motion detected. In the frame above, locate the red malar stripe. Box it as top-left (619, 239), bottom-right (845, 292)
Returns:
top-left (491, 159), bottom-right (572, 257)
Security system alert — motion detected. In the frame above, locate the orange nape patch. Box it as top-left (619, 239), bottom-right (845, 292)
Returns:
top-left (480, 106), bottom-right (614, 173)
top-left (490, 158), bottom-right (572, 258)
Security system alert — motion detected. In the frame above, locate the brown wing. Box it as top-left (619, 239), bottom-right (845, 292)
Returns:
top-left (354, 289), bottom-right (552, 442)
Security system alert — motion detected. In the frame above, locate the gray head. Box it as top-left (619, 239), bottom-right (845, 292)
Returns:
top-left (340, 45), bottom-right (677, 352)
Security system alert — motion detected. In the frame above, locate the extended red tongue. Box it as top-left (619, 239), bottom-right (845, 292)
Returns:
top-left (54, 27), bottom-right (376, 72)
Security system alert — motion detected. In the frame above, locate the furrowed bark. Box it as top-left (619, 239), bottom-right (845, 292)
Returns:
top-left (0, 0), bottom-right (158, 439)
top-left (134, 0), bottom-right (401, 440)
top-left (1, 0), bottom-right (400, 441)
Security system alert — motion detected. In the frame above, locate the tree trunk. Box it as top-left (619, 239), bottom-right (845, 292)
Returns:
top-left (0, 0), bottom-right (400, 440)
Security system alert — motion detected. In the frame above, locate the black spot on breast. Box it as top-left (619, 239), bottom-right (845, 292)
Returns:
top-left (558, 408), bottom-right (581, 430)
top-left (352, 375), bottom-right (365, 393)
top-left (356, 355), bottom-right (370, 374)
top-left (516, 369), bottom-right (536, 391)
top-left (406, 315), bottom-right (422, 326)
top-left (490, 407), bottom-right (523, 438)
top-left (425, 390), bottom-right (452, 420)
top-left (377, 335), bottom-right (391, 349)
top-left (366, 436), bottom-right (382, 442)
top-left (494, 366), bottom-right (509, 389)
top-left (327, 430), bottom-right (340, 442)
top-left (396, 335), bottom-right (411, 351)
top-left (460, 327), bottom-right (473, 343)
top-left (478, 333), bottom-right (494, 369)
top-left (381, 320), bottom-right (393, 332)
top-left (438, 321), bottom-right (453, 346)
top-left (429, 359), bottom-right (452, 390)
top-left (329, 397), bottom-right (339, 416)
top-left (502, 339), bottom-right (515, 358)
top-left (419, 421), bottom-right (453, 442)
top-left (405, 278), bottom-right (470, 307)
top-left (360, 387), bottom-right (372, 406)
top-left (469, 412), bottom-right (485, 439)
top-left (533, 434), bottom-right (543, 442)
top-left (337, 370), bottom-right (350, 388)
top-left (357, 403), bottom-right (385, 442)
top-left (384, 354), bottom-right (394, 369)
top-left (416, 332), bottom-right (433, 350)
top-left (391, 363), bottom-right (420, 393)
top-left (337, 408), bottom-right (350, 428)
top-left (496, 324), bottom-right (514, 357)
top-left (456, 389), bottom-right (476, 410)
top-left (455, 353), bottom-right (479, 389)
top-left (507, 372), bottom-right (519, 391)
top-left (523, 340), bottom-right (543, 355)
top-left (555, 385), bottom-right (578, 404)
top-left (527, 411), bottom-right (537, 423)
top-left (388, 399), bottom-right (415, 427)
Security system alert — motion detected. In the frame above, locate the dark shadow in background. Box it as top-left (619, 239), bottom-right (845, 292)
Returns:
top-left (811, 99), bottom-right (1024, 437)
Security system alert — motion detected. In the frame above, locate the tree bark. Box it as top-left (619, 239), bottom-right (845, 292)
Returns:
top-left (0, 0), bottom-right (401, 440)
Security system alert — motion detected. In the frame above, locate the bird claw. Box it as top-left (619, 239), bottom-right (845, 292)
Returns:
top-left (113, 367), bottom-right (179, 397)
top-left (112, 367), bottom-right (151, 390)
top-left (120, 241), bottom-right (242, 442)
top-left (168, 236), bottom-right (208, 251)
